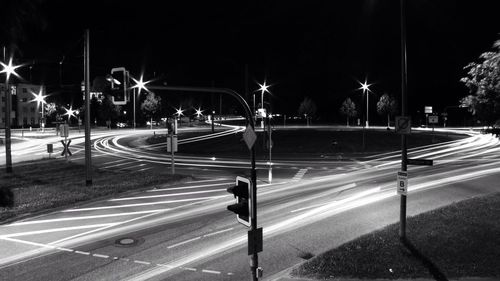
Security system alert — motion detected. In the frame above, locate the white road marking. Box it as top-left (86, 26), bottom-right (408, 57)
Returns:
top-left (292, 168), bottom-right (308, 181)
top-left (62, 197), bottom-right (222, 212)
top-left (202, 269), bottom-right (221, 275)
top-left (8, 209), bottom-right (172, 226)
top-left (0, 237), bottom-right (56, 249)
top-left (0, 223), bottom-right (116, 238)
top-left (138, 167), bottom-right (154, 172)
top-left (93, 253), bottom-right (109, 259)
top-left (56, 247), bottom-right (74, 252)
top-left (167, 236), bottom-right (201, 249)
top-left (148, 182), bottom-right (231, 192)
top-left (202, 228), bottom-right (233, 238)
top-left (101, 162), bottom-right (134, 169)
top-left (110, 189), bottom-right (226, 201)
top-left (75, 250), bottom-right (90, 255)
top-left (134, 260), bottom-right (151, 265)
top-left (181, 267), bottom-right (197, 272)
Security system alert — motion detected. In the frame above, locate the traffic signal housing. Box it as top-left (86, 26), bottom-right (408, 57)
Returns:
top-left (227, 176), bottom-right (252, 227)
top-left (110, 67), bottom-right (129, 105)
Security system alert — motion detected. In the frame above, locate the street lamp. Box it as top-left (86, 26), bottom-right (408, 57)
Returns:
top-left (131, 75), bottom-right (151, 129)
top-left (1, 57), bottom-right (23, 173)
top-left (63, 106), bottom-right (76, 122)
top-left (257, 81), bottom-right (270, 129)
top-left (194, 107), bottom-right (203, 119)
top-left (30, 88), bottom-right (47, 132)
top-left (358, 78), bottom-right (373, 128)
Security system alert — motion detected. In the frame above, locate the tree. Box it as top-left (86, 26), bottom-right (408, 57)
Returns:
top-left (339, 98), bottom-right (357, 126)
top-left (460, 39), bottom-right (500, 125)
top-left (141, 92), bottom-right (161, 128)
top-left (376, 93), bottom-right (398, 129)
top-left (298, 97), bottom-right (317, 126)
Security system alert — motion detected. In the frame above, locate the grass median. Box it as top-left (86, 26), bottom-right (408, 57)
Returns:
top-left (0, 159), bottom-right (189, 223)
top-left (293, 192), bottom-right (500, 280)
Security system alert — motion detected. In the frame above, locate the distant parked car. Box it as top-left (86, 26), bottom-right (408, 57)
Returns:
top-left (116, 122), bottom-right (128, 128)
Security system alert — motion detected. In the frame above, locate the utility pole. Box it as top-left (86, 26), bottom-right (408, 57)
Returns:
top-left (84, 29), bottom-right (93, 186)
top-left (400, 0), bottom-right (408, 241)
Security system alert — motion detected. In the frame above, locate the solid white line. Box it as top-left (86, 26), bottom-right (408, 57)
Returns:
top-left (202, 269), bottom-right (221, 274)
top-left (62, 197), bottom-right (222, 212)
top-left (167, 236), bottom-right (201, 249)
top-left (8, 209), bottom-right (172, 225)
top-left (0, 223), bottom-right (116, 238)
top-left (110, 189), bottom-right (226, 201)
top-left (93, 253), bottom-right (109, 259)
top-left (148, 182), bottom-right (231, 192)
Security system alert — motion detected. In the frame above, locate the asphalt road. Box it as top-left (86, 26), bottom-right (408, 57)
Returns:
top-left (1, 125), bottom-right (499, 280)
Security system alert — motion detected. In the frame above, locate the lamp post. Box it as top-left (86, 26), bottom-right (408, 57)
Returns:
top-left (257, 81), bottom-right (270, 129)
top-left (31, 88), bottom-right (47, 132)
top-left (358, 79), bottom-right (372, 128)
top-left (131, 75), bottom-right (150, 129)
top-left (1, 57), bottom-right (22, 173)
top-left (63, 106), bottom-right (76, 123)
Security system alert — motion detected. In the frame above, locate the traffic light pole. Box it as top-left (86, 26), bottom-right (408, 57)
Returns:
top-left (149, 85), bottom-right (259, 280)
top-left (400, 0), bottom-right (408, 241)
top-left (84, 29), bottom-right (92, 186)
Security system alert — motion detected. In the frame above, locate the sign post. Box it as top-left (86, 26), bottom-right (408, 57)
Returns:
top-left (167, 121), bottom-right (178, 174)
top-left (59, 124), bottom-right (72, 160)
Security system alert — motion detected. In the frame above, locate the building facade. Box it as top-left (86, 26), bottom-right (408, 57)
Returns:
top-left (0, 83), bottom-right (45, 128)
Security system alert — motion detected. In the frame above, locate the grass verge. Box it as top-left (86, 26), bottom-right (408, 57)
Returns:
top-left (293, 192), bottom-right (500, 279)
top-left (0, 159), bottom-right (189, 223)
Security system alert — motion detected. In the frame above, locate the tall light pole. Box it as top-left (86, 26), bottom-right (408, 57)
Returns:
top-left (1, 57), bottom-right (22, 173)
top-left (358, 79), bottom-right (372, 128)
top-left (257, 81), bottom-right (270, 129)
top-left (131, 75), bottom-right (150, 129)
top-left (31, 88), bottom-right (47, 132)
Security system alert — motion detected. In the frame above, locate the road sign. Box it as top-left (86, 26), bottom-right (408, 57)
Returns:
top-left (428, 115), bottom-right (438, 124)
top-left (397, 171), bottom-right (408, 195)
top-left (248, 227), bottom-right (263, 255)
top-left (167, 135), bottom-right (178, 152)
top-left (425, 106), bottom-right (433, 114)
top-left (407, 158), bottom-right (433, 166)
top-left (243, 125), bottom-right (257, 150)
top-left (60, 124), bottom-right (69, 137)
top-left (395, 116), bottom-right (411, 134)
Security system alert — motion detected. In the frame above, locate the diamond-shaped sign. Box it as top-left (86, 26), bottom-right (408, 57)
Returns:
top-left (243, 125), bottom-right (257, 150)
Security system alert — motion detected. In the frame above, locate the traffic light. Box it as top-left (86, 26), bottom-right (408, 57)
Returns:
top-left (227, 176), bottom-right (252, 227)
top-left (110, 67), bottom-right (129, 105)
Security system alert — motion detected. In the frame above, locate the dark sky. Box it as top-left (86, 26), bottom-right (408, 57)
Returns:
top-left (3, 0), bottom-right (500, 122)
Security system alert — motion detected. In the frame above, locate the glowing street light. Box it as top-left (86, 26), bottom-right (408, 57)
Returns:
top-left (63, 106), bottom-right (76, 122)
top-left (175, 107), bottom-right (184, 117)
top-left (194, 107), bottom-right (204, 118)
top-left (357, 78), bottom-right (373, 128)
top-left (1, 57), bottom-right (23, 173)
top-left (257, 81), bottom-right (271, 129)
top-left (30, 89), bottom-right (47, 132)
top-left (130, 75), bottom-right (151, 129)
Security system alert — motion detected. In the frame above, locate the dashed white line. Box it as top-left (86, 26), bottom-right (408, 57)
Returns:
top-left (93, 253), bottom-right (110, 259)
top-left (202, 269), bottom-right (221, 275)
top-left (75, 250), bottom-right (90, 255)
top-left (134, 260), bottom-right (151, 265)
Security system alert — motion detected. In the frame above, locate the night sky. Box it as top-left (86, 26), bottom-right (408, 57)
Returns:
top-left (2, 0), bottom-right (500, 123)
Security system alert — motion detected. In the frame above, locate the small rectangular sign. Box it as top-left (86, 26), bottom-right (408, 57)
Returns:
top-left (397, 171), bottom-right (408, 195)
top-left (407, 158), bottom-right (433, 166)
top-left (59, 124), bottom-right (69, 137)
top-left (167, 135), bottom-right (178, 152)
top-left (248, 227), bottom-right (263, 255)
top-left (425, 106), bottom-right (433, 114)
